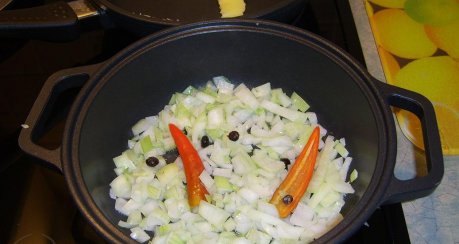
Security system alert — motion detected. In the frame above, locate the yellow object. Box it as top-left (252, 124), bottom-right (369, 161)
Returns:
top-left (397, 103), bottom-right (459, 154)
top-left (378, 46), bottom-right (400, 84)
top-left (425, 19), bottom-right (459, 59)
top-left (366, 0), bottom-right (459, 155)
top-left (394, 56), bottom-right (459, 154)
top-left (365, 1), bottom-right (374, 17)
top-left (368, 0), bottom-right (407, 8)
top-left (404, 0), bottom-right (459, 26)
top-left (218, 0), bottom-right (246, 18)
top-left (394, 56), bottom-right (459, 107)
top-left (372, 9), bottom-right (437, 59)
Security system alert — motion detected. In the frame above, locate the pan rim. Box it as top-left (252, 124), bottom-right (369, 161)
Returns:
top-left (94, 0), bottom-right (304, 26)
top-left (0, 0), bottom-right (14, 10)
top-left (63, 19), bottom-right (396, 243)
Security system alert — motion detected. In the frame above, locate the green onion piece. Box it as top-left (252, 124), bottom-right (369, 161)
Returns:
top-left (291, 92), bottom-right (310, 112)
top-left (140, 136), bottom-right (153, 153)
top-left (350, 169), bottom-right (358, 183)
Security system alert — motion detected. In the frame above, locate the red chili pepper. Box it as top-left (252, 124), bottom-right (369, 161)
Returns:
top-left (169, 123), bottom-right (209, 208)
top-left (270, 126), bottom-right (320, 218)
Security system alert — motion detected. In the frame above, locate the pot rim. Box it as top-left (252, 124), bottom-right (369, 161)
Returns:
top-left (62, 19), bottom-right (397, 243)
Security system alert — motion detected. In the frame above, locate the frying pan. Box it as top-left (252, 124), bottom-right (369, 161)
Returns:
top-left (0, 0), bottom-right (44, 10)
top-left (0, 0), bottom-right (45, 61)
top-left (19, 20), bottom-right (443, 243)
top-left (0, 0), bottom-right (304, 41)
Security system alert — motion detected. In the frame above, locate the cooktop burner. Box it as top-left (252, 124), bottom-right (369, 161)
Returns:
top-left (0, 0), bottom-right (410, 243)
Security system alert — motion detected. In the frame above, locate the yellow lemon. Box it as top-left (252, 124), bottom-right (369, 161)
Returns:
top-left (378, 46), bottom-right (401, 84)
top-left (368, 0), bottom-right (407, 8)
top-left (394, 56), bottom-right (459, 107)
top-left (394, 56), bottom-right (459, 154)
top-left (365, 1), bottom-right (374, 18)
top-left (425, 19), bottom-right (459, 59)
top-left (372, 9), bottom-right (437, 59)
top-left (405, 0), bottom-right (459, 26)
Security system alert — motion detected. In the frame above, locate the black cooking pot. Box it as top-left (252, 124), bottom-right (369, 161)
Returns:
top-left (19, 20), bottom-right (443, 243)
top-left (0, 0), bottom-right (304, 41)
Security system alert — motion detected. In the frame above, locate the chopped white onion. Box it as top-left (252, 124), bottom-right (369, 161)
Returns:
top-left (110, 77), bottom-right (357, 243)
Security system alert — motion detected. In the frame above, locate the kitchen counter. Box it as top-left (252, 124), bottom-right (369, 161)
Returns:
top-left (349, 0), bottom-right (459, 243)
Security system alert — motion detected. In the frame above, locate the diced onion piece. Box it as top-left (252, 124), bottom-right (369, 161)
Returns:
top-left (198, 201), bottom-right (231, 226)
top-left (251, 83), bottom-right (271, 98)
top-left (291, 92), bottom-right (310, 112)
top-left (115, 198), bottom-right (128, 215)
top-left (165, 198), bottom-right (190, 221)
top-left (224, 218), bottom-right (237, 232)
top-left (238, 187), bottom-right (259, 204)
top-left (257, 201), bottom-right (279, 218)
top-left (308, 183), bottom-right (332, 209)
top-left (334, 142), bottom-right (349, 158)
top-left (156, 163), bottom-right (180, 186)
top-left (212, 168), bottom-right (233, 178)
top-left (340, 157), bottom-right (353, 181)
top-left (127, 210), bottom-right (142, 226)
top-left (271, 88), bottom-right (292, 108)
top-left (350, 169), bottom-right (358, 183)
top-left (132, 118), bottom-right (150, 135)
top-left (246, 228), bottom-right (272, 244)
top-left (261, 136), bottom-right (292, 147)
top-left (140, 135), bottom-right (153, 153)
top-left (130, 227), bottom-right (150, 243)
top-left (113, 152), bottom-right (135, 170)
top-left (110, 174), bottom-right (131, 199)
top-left (213, 76), bottom-right (235, 94)
top-left (234, 83), bottom-right (259, 109)
top-left (290, 203), bottom-right (314, 226)
top-left (208, 107), bottom-right (225, 128)
top-left (199, 170), bottom-right (216, 194)
top-left (332, 181), bottom-right (355, 194)
top-left (260, 100), bottom-right (307, 123)
top-left (214, 176), bottom-right (233, 194)
top-left (306, 112), bottom-right (318, 125)
top-left (196, 91), bottom-right (216, 104)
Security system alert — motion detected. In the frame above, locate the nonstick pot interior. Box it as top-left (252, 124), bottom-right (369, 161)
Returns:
top-left (69, 21), bottom-right (389, 242)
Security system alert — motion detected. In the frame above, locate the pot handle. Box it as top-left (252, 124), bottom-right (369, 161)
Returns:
top-left (0, 0), bottom-right (101, 41)
top-left (18, 64), bottom-right (100, 172)
top-left (375, 81), bottom-right (444, 204)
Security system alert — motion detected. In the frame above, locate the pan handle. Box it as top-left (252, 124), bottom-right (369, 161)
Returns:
top-left (0, 0), bottom-right (102, 41)
top-left (375, 81), bottom-right (444, 204)
top-left (18, 64), bottom-right (100, 172)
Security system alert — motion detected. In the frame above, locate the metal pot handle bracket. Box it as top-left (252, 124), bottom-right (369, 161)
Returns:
top-left (18, 64), bottom-right (100, 172)
top-left (376, 81), bottom-right (444, 204)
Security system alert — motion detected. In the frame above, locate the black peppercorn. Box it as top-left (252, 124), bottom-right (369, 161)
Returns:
top-left (146, 156), bottom-right (159, 167)
top-left (228, 131), bottom-right (239, 141)
top-left (280, 158), bottom-right (291, 170)
top-left (282, 195), bottom-right (293, 205)
top-left (201, 135), bottom-right (210, 148)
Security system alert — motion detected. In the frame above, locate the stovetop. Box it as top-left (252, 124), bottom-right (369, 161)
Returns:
top-left (0, 0), bottom-right (410, 243)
